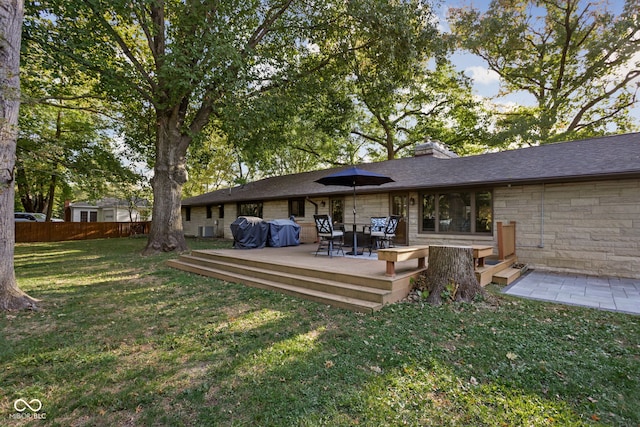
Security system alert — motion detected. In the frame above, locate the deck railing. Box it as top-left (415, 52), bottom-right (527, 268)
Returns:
top-left (497, 221), bottom-right (516, 260)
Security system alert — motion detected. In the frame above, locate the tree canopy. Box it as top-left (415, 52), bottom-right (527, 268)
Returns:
top-left (449, 0), bottom-right (640, 146)
top-left (25, 0), bottom-right (455, 254)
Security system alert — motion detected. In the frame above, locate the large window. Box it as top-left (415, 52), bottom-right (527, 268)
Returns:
top-left (288, 198), bottom-right (305, 218)
top-left (238, 201), bottom-right (263, 218)
top-left (421, 190), bottom-right (492, 234)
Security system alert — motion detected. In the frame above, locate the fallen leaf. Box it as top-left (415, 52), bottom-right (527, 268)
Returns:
top-left (591, 414), bottom-right (600, 421)
top-left (506, 352), bottom-right (518, 361)
top-left (370, 366), bottom-right (382, 374)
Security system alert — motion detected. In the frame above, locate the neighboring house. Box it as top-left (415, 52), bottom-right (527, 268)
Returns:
top-left (181, 133), bottom-right (640, 279)
top-left (67, 198), bottom-right (151, 223)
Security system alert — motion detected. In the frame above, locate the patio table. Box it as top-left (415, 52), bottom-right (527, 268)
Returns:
top-left (344, 228), bottom-right (372, 255)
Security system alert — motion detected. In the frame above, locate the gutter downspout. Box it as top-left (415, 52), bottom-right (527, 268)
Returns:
top-left (538, 184), bottom-right (545, 248)
top-left (307, 197), bottom-right (319, 215)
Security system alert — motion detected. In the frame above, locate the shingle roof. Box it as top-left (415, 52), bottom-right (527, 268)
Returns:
top-left (182, 132), bottom-right (640, 206)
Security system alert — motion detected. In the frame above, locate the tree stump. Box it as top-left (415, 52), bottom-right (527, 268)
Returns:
top-left (420, 245), bottom-right (484, 305)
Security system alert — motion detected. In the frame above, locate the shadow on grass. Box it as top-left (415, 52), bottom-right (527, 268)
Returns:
top-left (1, 239), bottom-right (638, 426)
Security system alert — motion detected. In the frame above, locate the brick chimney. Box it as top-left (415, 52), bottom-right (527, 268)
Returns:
top-left (414, 139), bottom-right (458, 159)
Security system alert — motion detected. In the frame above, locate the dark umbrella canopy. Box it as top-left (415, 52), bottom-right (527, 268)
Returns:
top-left (314, 166), bottom-right (394, 187)
top-left (315, 166), bottom-right (394, 256)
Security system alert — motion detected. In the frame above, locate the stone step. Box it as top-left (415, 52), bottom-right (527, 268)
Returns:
top-left (492, 267), bottom-right (522, 285)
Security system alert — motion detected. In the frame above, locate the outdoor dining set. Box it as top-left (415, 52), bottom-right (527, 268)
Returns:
top-left (313, 214), bottom-right (400, 257)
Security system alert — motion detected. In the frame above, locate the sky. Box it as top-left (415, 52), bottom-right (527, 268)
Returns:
top-left (437, 0), bottom-right (640, 126)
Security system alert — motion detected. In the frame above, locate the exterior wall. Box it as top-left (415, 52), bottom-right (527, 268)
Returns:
top-left (184, 195), bottom-right (391, 241)
top-left (493, 179), bottom-right (640, 279)
top-left (70, 206), bottom-right (145, 223)
top-left (182, 206), bottom-right (226, 238)
top-left (184, 178), bottom-right (640, 278)
top-left (101, 207), bottom-right (144, 222)
top-left (407, 180), bottom-right (640, 279)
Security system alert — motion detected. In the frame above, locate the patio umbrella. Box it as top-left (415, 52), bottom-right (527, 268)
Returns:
top-left (315, 166), bottom-right (394, 256)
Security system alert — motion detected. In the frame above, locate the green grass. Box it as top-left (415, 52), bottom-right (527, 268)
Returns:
top-left (1, 238), bottom-right (639, 426)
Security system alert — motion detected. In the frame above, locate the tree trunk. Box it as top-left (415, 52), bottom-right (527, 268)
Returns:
top-left (142, 111), bottom-right (189, 255)
top-left (420, 245), bottom-right (484, 306)
top-left (0, 0), bottom-right (38, 310)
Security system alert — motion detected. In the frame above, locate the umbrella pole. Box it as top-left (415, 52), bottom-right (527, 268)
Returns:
top-left (352, 185), bottom-right (358, 255)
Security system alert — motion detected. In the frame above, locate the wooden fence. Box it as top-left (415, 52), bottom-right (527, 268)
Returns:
top-left (15, 221), bottom-right (151, 243)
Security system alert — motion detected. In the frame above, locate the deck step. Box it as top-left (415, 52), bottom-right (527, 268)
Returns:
top-left (492, 267), bottom-right (522, 285)
top-left (475, 256), bottom-right (518, 287)
top-left (172, 254), bottom-right (391, 302)
top-left (167, 258), bottom-right (385, 313)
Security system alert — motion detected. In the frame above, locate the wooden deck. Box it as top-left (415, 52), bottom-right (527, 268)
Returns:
top-left (167, 243), bottom-right (519, 313)
top-left (167, 243), bottom-right (425, 313)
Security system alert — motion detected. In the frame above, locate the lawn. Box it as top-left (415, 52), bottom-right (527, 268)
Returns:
top-left (1, 238), bottom-right (639, 426)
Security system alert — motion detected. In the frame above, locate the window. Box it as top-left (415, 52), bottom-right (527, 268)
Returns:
top-left (218, 205), bottom-right (224, 219)
top-left (206, 205), bottom-right (212, 219)
top-left (238, 202), bottom-right (263, 218)
top-left (185, 207), bottom-right (191, 222)
top-left (420, 190), bottom-right (492, 234)
top-left (80, 210), bottom-right (98, 222)
top-left (288, 198), bottom-right (305, 218)
top-left (330, 198), bottom-right (344, 224)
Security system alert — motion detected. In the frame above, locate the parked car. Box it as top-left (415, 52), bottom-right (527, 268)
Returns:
top-left (14, 212), bottom-right (63, 222)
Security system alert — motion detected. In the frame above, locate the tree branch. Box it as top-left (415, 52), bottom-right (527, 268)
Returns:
top-left (81, 0), bottom-right (157, 95)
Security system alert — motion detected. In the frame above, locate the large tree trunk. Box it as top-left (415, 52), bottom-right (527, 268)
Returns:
top-left (420, 245), bottom-right (484, 306)
top-left (0, 0), bottom-right (38, 310)
top-left (142, 112), bottom-right (190, 255)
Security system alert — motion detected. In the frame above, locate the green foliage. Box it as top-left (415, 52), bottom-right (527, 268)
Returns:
top-left (440, 281), bottom-right (458, 302)
top-left (18, 16), bottom-right (143, 215)
top-left (2, 240), bottom-right (639, 425)
top-left (449, 0), bottom-right (640, 147)
top-left (343, 2), bottom-right (490, 160)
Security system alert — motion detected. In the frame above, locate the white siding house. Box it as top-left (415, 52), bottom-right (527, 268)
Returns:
top-left (67, 198), bottom-right (150, 222)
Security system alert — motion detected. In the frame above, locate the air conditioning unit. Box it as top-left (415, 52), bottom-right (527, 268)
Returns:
top-left (198, 226), bottom-right (215, 237)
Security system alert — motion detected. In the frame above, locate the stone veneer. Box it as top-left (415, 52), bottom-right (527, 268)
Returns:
top-left (183, 178), bottom-right (639, 279)
top-left (493, 179), bottom-right (640, 279)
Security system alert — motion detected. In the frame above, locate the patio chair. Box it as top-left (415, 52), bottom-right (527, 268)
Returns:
top-left (369, 215), bottom-right (400, 253)
top-left (364, 217), bottom-right (388, 253)
top-left (313, 214), bottom-right (344, 257)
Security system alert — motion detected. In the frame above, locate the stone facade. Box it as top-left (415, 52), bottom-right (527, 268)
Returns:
top-left (182, 178), bottom-right (640, 279)
top-left (492, 179), bottom-right (640, 279)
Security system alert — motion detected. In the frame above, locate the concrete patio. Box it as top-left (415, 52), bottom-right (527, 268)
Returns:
top-left (503, 270), bottom-right (640, 315)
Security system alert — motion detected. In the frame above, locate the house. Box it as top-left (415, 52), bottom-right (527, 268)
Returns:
top-left (66, 198), bottom-right (151, 223)
top-left (180, 133), bottom-right (640, 279)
